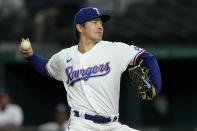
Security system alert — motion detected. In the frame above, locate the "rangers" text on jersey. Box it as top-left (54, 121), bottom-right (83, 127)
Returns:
top-left (66, 62), bottom-right (111, 86)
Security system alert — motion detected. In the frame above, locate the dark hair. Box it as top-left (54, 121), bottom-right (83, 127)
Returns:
top-left (74, 23), bottom-right (85, 40)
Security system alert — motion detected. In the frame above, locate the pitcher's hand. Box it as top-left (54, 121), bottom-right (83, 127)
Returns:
top-left (19, 38), bottom-right (33, 58)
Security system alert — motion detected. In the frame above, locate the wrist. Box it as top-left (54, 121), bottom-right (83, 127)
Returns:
top-left (26, 53), bottom-right (36, 61)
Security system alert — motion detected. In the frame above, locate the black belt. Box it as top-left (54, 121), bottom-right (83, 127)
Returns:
top-left (73, 110), bottom-right (118, 124)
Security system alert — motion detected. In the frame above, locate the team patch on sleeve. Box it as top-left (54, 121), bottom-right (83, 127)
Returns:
top-left (133, 46), bottom-right (145, 65)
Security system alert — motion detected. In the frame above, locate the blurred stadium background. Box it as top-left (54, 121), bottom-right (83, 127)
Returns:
top-left (0, 0), bottom-right (197, 130)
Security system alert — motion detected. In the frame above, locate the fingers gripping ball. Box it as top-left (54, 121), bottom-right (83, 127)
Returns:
top-left (21, 39), bottom-right (31, 50)
top-left (129, 60), bottom-right (156, 100)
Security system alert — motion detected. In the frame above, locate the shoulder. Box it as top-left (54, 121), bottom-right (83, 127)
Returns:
top-left (99, 40), bottom-right (138, 50)
top-left (7, 104), bottom-right (23, 112)
top-left (8, 104), bottom-right (22, 109)
top-left (100, 40), bottom-right (124, 45)
top-left (101, 40), bottom-right (133, 47)
top-left (99, 40), bottom-right (128, 47)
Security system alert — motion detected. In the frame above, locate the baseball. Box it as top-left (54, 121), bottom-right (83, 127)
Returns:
top-left (21, 40), bottom-right (31, 50)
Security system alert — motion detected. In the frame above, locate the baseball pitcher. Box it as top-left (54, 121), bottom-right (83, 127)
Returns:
top-left (19, 7), bottom-right (162, 131)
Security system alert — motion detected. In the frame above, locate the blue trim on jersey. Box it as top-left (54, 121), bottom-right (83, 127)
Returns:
top-left (133, 49), bottom-right (145, 65)
top-left (26, 53), bottom-right (49, 76)
top-left (136, 52), bottom-right (162, 95)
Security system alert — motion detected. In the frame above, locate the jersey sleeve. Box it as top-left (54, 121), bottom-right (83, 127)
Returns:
top-left (113, 42), bottom-right (145, 72)
top-left (26, 53), bottom-right (49, 76)
top-left (136, 52), bottom-right (162, 95)
top-left (46, 52), bottom-right (63, 81)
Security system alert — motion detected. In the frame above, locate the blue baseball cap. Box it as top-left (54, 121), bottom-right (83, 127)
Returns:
top-left (73, 7), bottom-right (111, 29)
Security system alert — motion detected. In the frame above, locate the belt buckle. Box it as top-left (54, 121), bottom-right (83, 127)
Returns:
top-left (93, 115), bottom-right (109, 124)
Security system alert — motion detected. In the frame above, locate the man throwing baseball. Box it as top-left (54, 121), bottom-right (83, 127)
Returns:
top-left (19, 7), bottom-right (161, 131)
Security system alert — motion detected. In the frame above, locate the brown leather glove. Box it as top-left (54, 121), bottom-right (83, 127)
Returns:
top-left (129, 60), bottom-right (156, 100)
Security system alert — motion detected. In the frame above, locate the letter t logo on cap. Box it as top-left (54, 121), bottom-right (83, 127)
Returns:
top-left (93, 8), bottom-right (100, 14)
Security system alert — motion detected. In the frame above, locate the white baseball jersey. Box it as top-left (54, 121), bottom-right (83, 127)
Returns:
top-left (46, 40), bottom-right (145, 117)
top-left (0, 104), bottom-right (23, 126)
